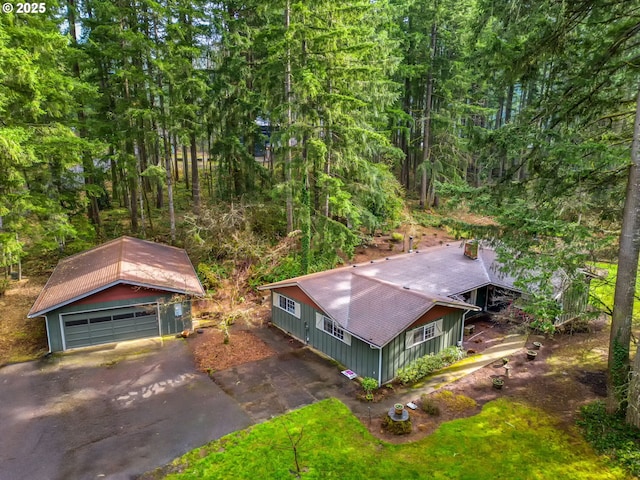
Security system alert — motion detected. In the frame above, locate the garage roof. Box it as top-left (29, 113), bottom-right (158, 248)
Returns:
top-left (28, 236), bottom-right (205, 317)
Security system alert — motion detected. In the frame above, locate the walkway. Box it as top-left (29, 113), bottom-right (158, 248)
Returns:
top-left (396, 333), bottom-right (529, 406)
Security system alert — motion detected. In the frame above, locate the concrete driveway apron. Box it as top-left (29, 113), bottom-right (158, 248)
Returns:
top-left (0, 338), bottom-right (251, 480)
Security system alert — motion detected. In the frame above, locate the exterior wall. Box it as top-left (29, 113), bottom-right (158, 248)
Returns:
top-left (271, 290), bottom-right (380, 379)
top-left (44, 293), bottom-right (193, 352)
top-left (73, 284), bottom-right (164, 306)
top-left (407, 305), bottom-right (461, 330)
top-left (271, 289), bottom-right (464, 385)
top-left (381, 310), bottom-right (463, 384)
top-left (274, 286), bottom-right (322, 312)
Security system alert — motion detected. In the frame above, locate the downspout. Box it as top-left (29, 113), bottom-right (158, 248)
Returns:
top-left (459, 310), bottom-right (470, 347)
top-left (45, 315), bottom-right (52, 353)
top-left (378, 345), bottom-right (382, 386)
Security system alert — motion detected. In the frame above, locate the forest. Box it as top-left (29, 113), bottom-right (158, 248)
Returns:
top-left (1, 0), bottom-right (640, 450)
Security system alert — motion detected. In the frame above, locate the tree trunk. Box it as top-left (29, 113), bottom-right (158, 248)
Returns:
top-left (420, 20), bottom-right (437, 209)
top-left (623, 85), bottom-right (640, 423)
top-left (163, 130), bottom-right (176, 243)
top-left (68, 0), bottom-right (101, 231)
top-left (608, 84), bottom-right (640, 415)
top-left (285, 0), bottom-right (294, 233)
top-left (182, 143), bottom-right (189, 190)
top-left (191, 133), bottom-right (200, 213)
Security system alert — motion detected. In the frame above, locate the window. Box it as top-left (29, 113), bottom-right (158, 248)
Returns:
top-left (274, 293), bottom-right (300, 318)
top-left (405, 319), bottom-right (443, 349)
top-left (316, 313), bottom-right (351, 345)
top-left (323, 317), bottom-right (344, 340)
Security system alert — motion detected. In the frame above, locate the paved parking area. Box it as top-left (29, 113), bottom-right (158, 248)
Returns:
top-left (212, 347), bottom-right (360, 423)
top-left (0, 338), bottom-right (251, 480)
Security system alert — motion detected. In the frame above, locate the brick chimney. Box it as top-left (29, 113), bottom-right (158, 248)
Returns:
top-left (464, 241), bottom-right (478, 260)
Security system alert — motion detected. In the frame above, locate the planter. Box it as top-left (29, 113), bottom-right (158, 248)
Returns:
top-left (532, 341), bottom-right (542, 350)
top-left (526, 350), bottom-right (538, 360)
top-left (492, 377), bottom-right (504, 389)
top-left (394, 403), bottom-right (404, 415)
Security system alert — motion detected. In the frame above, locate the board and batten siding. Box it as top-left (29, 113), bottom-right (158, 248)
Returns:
top-left (381, 310), bottom-right (463, 384)
top-left (271, 291), bottom-right (380, 379)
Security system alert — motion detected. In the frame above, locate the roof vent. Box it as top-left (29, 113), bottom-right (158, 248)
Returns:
top-left (464, 241), bottom-right (479, 260)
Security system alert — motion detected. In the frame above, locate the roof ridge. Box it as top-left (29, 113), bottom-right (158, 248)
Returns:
top-left (351, 270), bottom-right (472, 308)
top-left (117, 236), bottom-right (125, 279)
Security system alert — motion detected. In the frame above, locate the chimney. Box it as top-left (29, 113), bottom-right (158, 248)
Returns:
top-left (408, 236), bottom-right (414, 253)
top-left (464, 240), bottom-right (478, 260)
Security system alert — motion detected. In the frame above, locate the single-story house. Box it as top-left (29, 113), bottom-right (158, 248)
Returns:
top-left (259, 241), bottom-right (589, 385)
top-left (28, 236), bottom-right (205, 352)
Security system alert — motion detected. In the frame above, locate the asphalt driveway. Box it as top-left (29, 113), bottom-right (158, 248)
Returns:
top-left (0, 338), bottom-right (252, 480)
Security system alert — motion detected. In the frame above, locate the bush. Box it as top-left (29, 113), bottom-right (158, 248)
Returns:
top-left (360, 377), bottom-right (378, 395)
top-left (397, 346), bottom-right (466, 384)
top-left (577, 401), bottom-right (640, 477)
top-left (390, 232), bottom-right (403, 243)
top-left (197, 263), bottom-right (228, 292)
top-left (433, 390), bottom-right (477, 412)
top-left (420, 396), bottom-right (441, 416)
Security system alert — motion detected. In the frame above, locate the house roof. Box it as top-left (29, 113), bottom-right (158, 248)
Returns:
top-left (261, 242), bottom-right (517, 347)
top-left (28, 236), bottom-right (205, 317)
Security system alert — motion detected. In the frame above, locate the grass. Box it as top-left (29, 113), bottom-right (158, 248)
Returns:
top-left (590, 262), bottom-right (640, 321)
top-left (159, 398), bottom-right (629, 480)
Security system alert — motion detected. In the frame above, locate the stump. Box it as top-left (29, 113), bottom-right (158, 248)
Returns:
top-left (383, 406), bottom-right (412, 435)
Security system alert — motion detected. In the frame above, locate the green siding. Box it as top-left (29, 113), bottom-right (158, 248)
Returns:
top-left (271, 292), bottom-right (463, 385)
top-left (271, 292), bottom-right (379, 380)
top-left (308, 318), bottom-right (379, 381)
top-left (271, 296), bottom-right (308, 341)
top-left (381, 311), bottom-right (463, 384)
top-left (44, 294), bottom-right (192, 352)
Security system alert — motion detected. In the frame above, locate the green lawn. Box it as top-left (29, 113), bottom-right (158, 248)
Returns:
top-left (160, 398), bottom-right (629, 479)
top-left (590, 262), bottom-right (640, 321)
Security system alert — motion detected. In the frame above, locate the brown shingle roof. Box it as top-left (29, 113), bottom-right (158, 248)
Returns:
top-left (28, 236), bottom-right (204, 317)
top-left (261, 242), bottom-right (518, 346)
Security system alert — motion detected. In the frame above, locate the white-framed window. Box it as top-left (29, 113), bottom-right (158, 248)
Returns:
top-left (273, 292), bottom-right (301, 318)
top-left (316, 313), bottom-right (351, 345)
top-left (405, 319), bottom-right (443, 349)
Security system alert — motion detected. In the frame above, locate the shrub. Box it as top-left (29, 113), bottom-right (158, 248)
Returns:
top-left (397, 346), bottom-right (466, 384)
top-left (197, 263), bottom-right (228, 292)
top-left (360, 377), bottom-right (378, 395)
top-left (382, 415), bottom-right (412, 435)
top-left (420, 396), bottom-right (441, 416)
top-left (577, 401), bottom-right (640, 477)
top-left (433, 390), bottom-right (477, 412)
top-left (390, 232), bottom-right (403, 243)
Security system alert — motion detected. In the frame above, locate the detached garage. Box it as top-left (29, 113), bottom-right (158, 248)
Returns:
top-left (28, 236), bottom-right (205, 352)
